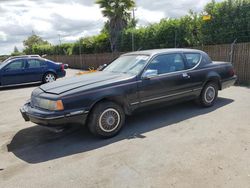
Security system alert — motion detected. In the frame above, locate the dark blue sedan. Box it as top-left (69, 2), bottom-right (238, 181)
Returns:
top-left (0, 55), bottom-right (66, 87)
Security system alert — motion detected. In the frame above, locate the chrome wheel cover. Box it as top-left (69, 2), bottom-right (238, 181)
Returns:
top-left (204, 86), bottom-right (216, 103)
top-left (45, 74), bottom-right (56, 83)
top-left (99, 108), bottom-right (121, 132)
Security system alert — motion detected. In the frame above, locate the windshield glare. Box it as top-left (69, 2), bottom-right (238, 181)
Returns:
top-left (0, 59), bottom-right (10, 69)
top-left (103, 55), bottom-right (149, 75)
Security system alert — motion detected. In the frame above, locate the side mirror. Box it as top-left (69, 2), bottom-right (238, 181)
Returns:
top-left (142, 69), bottom-right (158, 79)
top-left (97, 64), bottom-right (107, 71)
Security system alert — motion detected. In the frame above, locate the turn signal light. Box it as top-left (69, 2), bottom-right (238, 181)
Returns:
top-left (56, 100), bottom-right (64, 111)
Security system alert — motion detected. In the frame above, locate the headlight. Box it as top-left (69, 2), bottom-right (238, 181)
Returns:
top-left (33, 97), bottom-right (64, 111)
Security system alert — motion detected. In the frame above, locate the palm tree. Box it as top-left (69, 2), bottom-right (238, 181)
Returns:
top-left (96, 0), bottom-right (135, 52)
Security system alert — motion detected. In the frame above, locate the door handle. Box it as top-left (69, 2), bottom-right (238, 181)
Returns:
top-left (182, 73), bottom-right (190, 79)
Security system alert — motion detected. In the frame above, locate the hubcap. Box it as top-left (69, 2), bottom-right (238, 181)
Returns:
top-left (45, 74), bottom-right (55, 83)
top-left (99, 108), bottom-right (121, 132)
top-left (204, 86), bottom-right (216, 103)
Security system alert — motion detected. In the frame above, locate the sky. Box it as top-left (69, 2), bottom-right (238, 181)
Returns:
top-left (0, 0), bottom-right (220, 55)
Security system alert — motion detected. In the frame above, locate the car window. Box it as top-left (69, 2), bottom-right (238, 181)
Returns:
top-left (104, 55), bottom-right (149, 75)
top-left (184, 53), bottom-right (201, 69)
top-left (5, 60), bottom-right (24, 70)
top-left (27, 59), bottom-right (44, 68)
top-left (146, 53), bottom-right (185, 75)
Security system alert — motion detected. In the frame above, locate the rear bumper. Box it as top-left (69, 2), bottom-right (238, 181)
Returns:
top-left (221, 75), bottom-right (237, 89)
top-left (57, 70), bottom-right (66, 78)
top-left (20, 103), bottom-right (88, 128)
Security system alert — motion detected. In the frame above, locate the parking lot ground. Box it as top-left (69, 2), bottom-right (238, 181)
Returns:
top-left (0, 69), bottom-right (250, 188)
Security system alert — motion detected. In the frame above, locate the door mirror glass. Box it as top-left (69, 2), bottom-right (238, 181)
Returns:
top-left (142, 69), bottom-right (158, 79)
top-left (97, 64), bottom-right (107, 71)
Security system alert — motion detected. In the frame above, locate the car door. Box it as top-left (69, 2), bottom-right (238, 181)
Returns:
top-left (24, 59), bottom-right (47, 82)
top-left (1, 59), bottom-right (26, 85)
top-left (138, 53), bottom-right (193, 107)
top-left (182, 52), bottom-right (204, 90)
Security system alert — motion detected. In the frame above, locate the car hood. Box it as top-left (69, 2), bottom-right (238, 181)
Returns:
top-left (39, 71), bottom-right (134, 95)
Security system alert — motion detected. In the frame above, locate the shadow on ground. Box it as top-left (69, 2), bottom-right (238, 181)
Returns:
top-left (7, 97), bottom-right (233, 164)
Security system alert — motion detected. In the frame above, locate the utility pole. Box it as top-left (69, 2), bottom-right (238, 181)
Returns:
top-left (131, 8), bottom-right (136, 51)
top-left (79, 40), bottom-right (83, 69)
top-left (58, 34), bottom-right (62, 45)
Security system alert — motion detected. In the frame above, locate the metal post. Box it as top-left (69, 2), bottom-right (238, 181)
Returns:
top-left (131, 8), bottom-right (135, 51)
top-left (58, 34), bottom-right (62, 45)
top-left (174, 30), bottom-right (177, 48)
top-left (79, 40), bottom-right (83, 70)
top-left (229, 39), bottom-right (237, 64)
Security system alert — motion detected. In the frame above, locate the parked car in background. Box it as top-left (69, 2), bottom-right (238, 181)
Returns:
top-left (21, 49), bottom-right (237, 138)
top-left (0, 55), bottom-right (67, 87)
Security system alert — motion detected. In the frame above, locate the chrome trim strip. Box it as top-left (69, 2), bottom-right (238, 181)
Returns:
top-left (193, 88), bottom-right (202, 91)
top-left (28, 114), bottom-right (65, 120)
top-left (27, 110), bottom-right (89, 120)
top-left (130, 88), bottom-right (203, 105)
top-left (130, 102), bottom-right (140, 106)
top-left (141, 90), bottom-right (193, 103)
top-left (65, 110), bottom-right (86, 117)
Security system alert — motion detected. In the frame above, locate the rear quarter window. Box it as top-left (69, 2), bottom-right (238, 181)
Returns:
top-left (184, 53), bottom-right (201, 69)
top-left (27, 59), bottom-right (47, 68)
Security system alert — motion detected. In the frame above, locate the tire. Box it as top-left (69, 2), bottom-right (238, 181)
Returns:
top-left (87, 101), bottom-right (125, 138)
top-left (43, 72), bottom-right (56, 83)
top-left (199, 82), bottom-right (218, 107)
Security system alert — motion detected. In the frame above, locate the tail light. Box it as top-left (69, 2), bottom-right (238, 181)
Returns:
top-left (61, 64), bottom-right (65, 71)
top-left (229, 68), bottom-right (235, 77)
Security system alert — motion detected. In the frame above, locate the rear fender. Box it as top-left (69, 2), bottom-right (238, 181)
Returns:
top-left (203, 71), bottom-right (222, 90)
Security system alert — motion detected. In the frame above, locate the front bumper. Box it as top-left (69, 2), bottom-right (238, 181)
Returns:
top-left (20, 102), bottom-right (88, 128)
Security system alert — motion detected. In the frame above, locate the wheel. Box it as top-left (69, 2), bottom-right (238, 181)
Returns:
top-left (87, 101), bottom-right (125, 138)
top-left (43, 72), bottom-right (56, 83)
top-left (199, 82), bottom-right (218, 107)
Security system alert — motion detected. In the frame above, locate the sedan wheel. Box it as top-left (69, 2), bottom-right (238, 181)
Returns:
top-left (199, 82), bottom-right (218, 107)
top-left (99, 108), bottom-right (121, 133)
top-left (88, 101), bottom-right (125, 138)
top-left (204, 86), bottom-right (216, 103)
top-left (44, 73), bottom-right (56, 83)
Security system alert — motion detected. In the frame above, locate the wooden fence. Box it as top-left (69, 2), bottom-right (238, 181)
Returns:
top-left (47, 42), bottom-right (250, 84)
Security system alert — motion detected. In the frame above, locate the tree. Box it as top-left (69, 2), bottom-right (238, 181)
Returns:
top-left (14, 46), bottom-right (19, 53)
top-left (11, 46), bottom-right (23, 56)
top-left (23, 34), bottom-right (49, 54)
top-left (96, 0), bottom-right (135, 52)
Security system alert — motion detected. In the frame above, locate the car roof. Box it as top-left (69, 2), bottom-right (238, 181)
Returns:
top-left (8, 57), bottom-right (48, 62)
top-left (123, 48), bottom-right (204, 56)
top-left (5, 55), bottom-right (42, 62)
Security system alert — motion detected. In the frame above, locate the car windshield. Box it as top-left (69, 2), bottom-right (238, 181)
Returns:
top-left (0, 59), bottom-right (10, 69)
top-left (103, 55), bottom-right (149, 75)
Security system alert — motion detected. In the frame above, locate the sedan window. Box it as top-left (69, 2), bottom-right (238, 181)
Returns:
top-left (5, 60), bottom-right (24, 71)
top-left (146, 53), bottom-right (186, 75)
top-left (27, 59), bottom-right (43, 68)
top-left (184, 53), bottom-right (201, 69)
